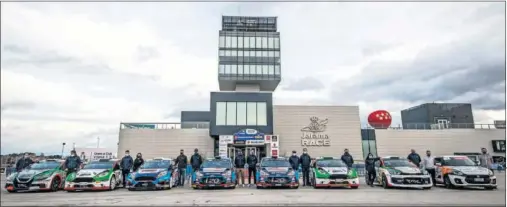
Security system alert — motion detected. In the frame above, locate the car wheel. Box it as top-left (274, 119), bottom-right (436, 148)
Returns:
top-left (444, 176), bottom-right (454, 189)
top-left (382, 175), bottom-right (389, 189)
top-left (167, 178), bottom-right (172, 190)
top-left (6, 190), bottom-right (16, 193)
top-left (50, 176), bottom-right (61, 192)
top-left (109, 176), bottom-right (116, 191)
top-left (256, 186), bottom-right (263, 189)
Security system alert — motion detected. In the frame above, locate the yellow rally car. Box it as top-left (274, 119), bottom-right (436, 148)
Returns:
top-left (434, 155), bottom-right (497, 190)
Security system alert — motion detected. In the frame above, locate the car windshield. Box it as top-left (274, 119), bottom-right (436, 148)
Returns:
top-left (383, 159), bottom-right (412, 167)
top-left (29, 162), bottom-right (60, 170)
top-left (443, 157), bottom-right (476, 166)
top-left (202, 159), bottom-right (231, 168)
top-left (261, 159), bottom-right (291, 168)
top-left (141, 160), bottom-right (171, 169)
top-left (316, 159), bottom-right (347, 167)
top-left (83, 162), bottom-right (114, 169)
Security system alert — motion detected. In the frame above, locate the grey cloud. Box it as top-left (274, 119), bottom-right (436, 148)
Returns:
top-left (136, 46), bottom-right (160, 62)
top-left (3, 44), bottom-right (30, 54)
top-left (283, 77), bottom-right (325, 91)
top-left (1, 101), bottom-right (36, 112)
top-left (361, 43), bottom-right (400, 57)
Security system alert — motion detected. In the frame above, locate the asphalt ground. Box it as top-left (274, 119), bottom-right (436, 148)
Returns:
top-left (1, 173), bottom-right (505, 206)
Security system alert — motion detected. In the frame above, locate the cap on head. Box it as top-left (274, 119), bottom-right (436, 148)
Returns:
top-left (125, 150), bottom-right (130, 153)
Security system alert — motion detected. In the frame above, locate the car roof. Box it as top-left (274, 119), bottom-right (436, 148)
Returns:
top-left (261, 157), bottom-right (288, 161)
top-left (150, 157), bottom-right (172, 161)
top-left (315, 157), bottom-right (341, 160)
top-left (381, 156), bottom-right (406, 160)
top-left (439, 155), bottom-right (470, 159)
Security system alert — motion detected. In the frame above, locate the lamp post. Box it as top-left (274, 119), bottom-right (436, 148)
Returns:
top-left (61, 142), bottom-right (66, 158)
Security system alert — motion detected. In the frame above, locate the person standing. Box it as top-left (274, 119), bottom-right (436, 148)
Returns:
top-left (190, 148), bottom-right (203, 173)
top-left (299, 148), bottom-right (311, 186)
top-left (133, 153), bottom-right (144, 172)
top-left (16, 153), bottom-right (34, 172)
top-left (234, 151), bottom-right (246, 187)
top-left (364, 153), bottom-right (380, 187)
top-left (407, 149), bottom-right (422, 168)
top-left (120, 150), bottom-right (134, 188)
top-left (246, 150), bottom-right (258, 186)
top-left (479, 148), bottom-right (493, 169)
top-left (341, 149), bottom-right (354, 168)
top-left (64, 150), bottom-right (82, 174)
top-left (422, 150), bottom-right (436, 186)
top-left (289, 150), bottom-right (300, 183)
top-left (175, 149), bottom-right (188, 187)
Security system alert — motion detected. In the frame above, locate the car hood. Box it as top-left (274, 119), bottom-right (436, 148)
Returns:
top-left (392, 166), bottom-right (422, 174)
top-left (451, 166), bottom-right (490, 175)
top-left (18, 169), bottom-right (48, 178)
top-left (320, 167), bottom-right (348, 174)
top-left (263, 167), bottom-right (290, 174)
top-left (137, 168), bottom-right (165, 174)
top-left (77, 169), bottom-right (109, 177)
top-left (201, 168), bottom-right (228, 173)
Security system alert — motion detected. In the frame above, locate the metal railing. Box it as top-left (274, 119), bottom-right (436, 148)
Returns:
top-left (362, 123), bottom-right (501, 130)
top-left (120, 123), bottom-right (182, 130)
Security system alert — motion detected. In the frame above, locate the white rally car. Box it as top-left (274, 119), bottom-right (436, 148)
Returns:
top-left (375, 156), bottom-right (432, 189)
top-left (434, 156), bottom-right (497, 189)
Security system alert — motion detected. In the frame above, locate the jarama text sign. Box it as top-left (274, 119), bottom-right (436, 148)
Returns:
top-left (300, 117), bottom-right (331, 147)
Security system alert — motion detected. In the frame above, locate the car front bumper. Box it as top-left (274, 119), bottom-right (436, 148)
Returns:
top-left (256, 176), bottom-right (299, 188)
top-left (385, 175), bottom-right (433, 188)
top-left (64, 180), bottom-right (110, 191)
top-left (5, 178), bottom-right (54, 191)
top-left (448, 174), bottom-right (497, 187)
top-left (127, 178), bottom-right (172, 190)
top-left (314, 177), bottom-right (360, 188)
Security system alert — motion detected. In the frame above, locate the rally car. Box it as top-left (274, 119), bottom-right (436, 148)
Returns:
top-left (434, 155), bottom-right (497, 189)
top-left (310, 157), bottom-right (359, 189)
top-left (64, 159), bottom-right (122, 192)
top-left (126, 157), bottom-right (175, 191)
top-left (374, 156), bottom-right (432, 189)
top-left (256, 156), bottom-right (299, 189)
top-left (5, 159), bottom-right (66, 193)
top-left (191, 156), bottom-right (236, 189)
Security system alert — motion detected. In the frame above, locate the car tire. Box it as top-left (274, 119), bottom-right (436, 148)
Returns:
top-left (444, 176), bottom-right (454, 189)
top-left (312, 177), bottom-right (318, 189)
top-left (382, 175), bottom-right (390, 189)
top-left (256, 186), bottom-right (263, 189)
top-left (6, 190), bottom-right (16, 193)
top-left (50, 176), bottom-right (61, 192)
top-left (109, 176), bottom-right (116, 191)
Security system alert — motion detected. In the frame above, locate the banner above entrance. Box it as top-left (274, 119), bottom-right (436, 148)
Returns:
top-left (234, 129), bottom-right (264, 141)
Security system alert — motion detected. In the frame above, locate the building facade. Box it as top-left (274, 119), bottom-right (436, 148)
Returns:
top-left (401, 103), bottom-right (475, 129)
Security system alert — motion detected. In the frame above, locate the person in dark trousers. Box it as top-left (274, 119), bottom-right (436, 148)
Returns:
top-left (175, 149), bottom-right (188, 187)
top-left (246, 149), bottom-right (258, 186)
top-left (190, 148), bottom-right (203, 173)
top-left (120, 150), bottom-right (134, 188)
top-left (341, 148), bottom-right (354, 168)
top-left (64, 150), bottom-right (82, 174)
top-left (407, 149), bottom-right (422, 167)
top-left (421, 150), bottom-right (436, 186)
top-left (289, 150), bottom-right (300, 183)
top-left (235, 151), bottom-right (246, 187)
top-left (299, 148), bottom-right (312, 186)
top-left (364, 153), bottom-right (380, 187)
top-left (16, 153), bottom-right (34, 172)
top-left (133, 153), bottom-right (144, 172)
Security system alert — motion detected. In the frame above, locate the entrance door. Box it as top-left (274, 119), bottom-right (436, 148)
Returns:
top-left (437, 119), bottom-right (449, 129)
top-left (228, 148), bottom-right (235, 160)
top-left (246, 147), bottom-right (258, 165)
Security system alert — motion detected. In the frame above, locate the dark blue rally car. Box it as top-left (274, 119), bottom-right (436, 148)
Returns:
top-left (191, 156), bottom-right (236, 189)
top-left (256, 156), bottom-right (299, 189)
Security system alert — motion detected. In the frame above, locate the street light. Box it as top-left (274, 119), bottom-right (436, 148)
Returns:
top-left (61, 142), bottom-right (66, 158)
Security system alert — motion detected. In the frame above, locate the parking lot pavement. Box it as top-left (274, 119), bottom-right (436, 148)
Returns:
top-left (1, 174), bottom-right (505, 206)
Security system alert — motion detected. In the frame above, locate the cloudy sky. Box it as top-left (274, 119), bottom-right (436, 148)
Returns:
top-left (1, 2), bottom-right (505, 155)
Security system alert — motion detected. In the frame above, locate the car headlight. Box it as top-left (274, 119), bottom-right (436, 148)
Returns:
top-left (96, 170), bottom-right (109, 177)
top-left (260, 171), bottom-right (269, 177)
top-left (450, 169), bottom-right (465, 176)
top-left (489, 170), bottom-right (494, 176)
top-left (423, 170), bottom-right (429, 175)
top-left (130, 173), bottom-right (136, 179)
top-left (157, 171), bottom-right (167, 178)
top-left (222, 171), bottom-right (232, 177)
top-left (317, 168), bottom-right (328, 174)
top-left (387, 169), bottom-right (401, 175)
top-left (196, 172), bottom-right (203, 178)
top-left (6, 173), bottom-right (16, 181)
top-left (287, 170), bottom-right (295, 177)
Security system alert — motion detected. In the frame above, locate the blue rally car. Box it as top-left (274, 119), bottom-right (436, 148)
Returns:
top-left (256, 156), bottom-right (299, 189)
top-left (126, 158), bottom-right (175, 191)
top-left (191, 156), bottom-right (236, 189)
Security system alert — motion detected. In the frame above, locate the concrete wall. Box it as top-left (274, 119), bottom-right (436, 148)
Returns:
top-left (118, 129), bottom-right (214, 159)
top-left (273, 105), bottom-right (363, 159)
top-left (375, 129), bottom-right (506, 157)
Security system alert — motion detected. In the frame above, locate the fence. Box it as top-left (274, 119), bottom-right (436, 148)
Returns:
top-left (362, 123), bottom-right (500, 130)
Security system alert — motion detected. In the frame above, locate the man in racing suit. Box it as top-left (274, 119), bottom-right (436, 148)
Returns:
top-left (16, 153), bottom-right (34, 172)
top-left (64, 150), bottom-right (82, 174)
top-left (235, 151), bottom-right (246, 187)
top-left (120, 150), bottom-right (134, 188)
top-left (190, 148), bottom-right (203, 173)
top-left (341, 149), bottom-right (354, 168)
top-left (289, 150), bottom-right (300, 184)
top-left (246, 150), bottom-right (258, 186)
top-left (175, 149), bottom-right (188, 187)
top-left (299, 148), bottom-right (311, 186)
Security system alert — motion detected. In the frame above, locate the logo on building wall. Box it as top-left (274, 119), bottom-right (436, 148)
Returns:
top-left (301, 117), bottom-right (330, 146)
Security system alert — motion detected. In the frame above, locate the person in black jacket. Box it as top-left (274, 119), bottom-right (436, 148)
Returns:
top-left (364, 153), bottom-right (380, 187)
top-left (16, 153), bottom-right (34, 172)
top-left (235, 151), bottom-right (246, 186)
top-left (120, 150), bottom-right (134, 188)
top-left (341, 148), bottom-right (354, 168)
top-left (289, 150), bottom-right (300, 171)
top-left (246, 149), bottom-right (258, 186)
top-left (174, 149), bottom-right (188, 187)
top-left (299, 148), bottom-right (312, 186)
top-left (407, 149), bottom-right (422, 167)
top-left (133, 153), bottom-right (144, 172)
top-left (64, 150), bottom-right (82, 174)
top-left (190, 148), bottom-right (203, 173)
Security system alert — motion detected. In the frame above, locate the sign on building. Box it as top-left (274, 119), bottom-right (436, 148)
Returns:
top-left (301, 117), bottom-right (331, 147)
top-left (75, 148), bottom-right (115, 162)
top-left (218, 135), bottom-right (233, 158)
top-left (271, 135), bottom-right (279, 156)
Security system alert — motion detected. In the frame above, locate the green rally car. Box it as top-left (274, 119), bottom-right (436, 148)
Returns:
top-left (310, 157), bottom-right (360, 189)
top-left (64, 159), bottom-right (122, 191)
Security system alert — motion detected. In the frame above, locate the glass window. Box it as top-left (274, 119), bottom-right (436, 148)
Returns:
top-left (262, 51), bottom-right (268, 57)
top-left (268, 65), bottom-right (274, 75)
top-left (246, 102), bottom-right (257, 125)
top-left (257, 102), bottom-right (267, 126)
top-left (226, 36), bottom-right (231, 48)
top-left (244, 65), bottom-right (250, 75)
top-left (256, 51), bottom-right (262, 57)
top-left (275, 65), bottom-right (280, 75)
top-left (262, 65), bottom-right (268, 75)
top-left (274, 37), bottom-right (280, 48)
top-left (268, 37), bottom-right (274, 49)
top-left (219, 65), bottom-right (225, 74)
top-left (231, 65), bottom-right (237, 74)
top-left (244, 51), bottom-right (249, 57)
top-left (256, 37), bottom-right (262, 48)
top-left (244, 36), bottom-right (250, 49)
top-left (268, 51), bottom-right (274, 57)
top-left (238, 65), bottom-right (244, 75)
top-left (274, 51), bottom-right (280, 57)
top-left (219, 50), bottom-right (225, 56)
top-left (238, 51), bottom-right (243, 57)
top-left (225, 65), bottom-right (231, 74)
top-left (216, 102), bottom-right (226, 125)
top-left (236, 102), bottom-right (247, 126)
top-left (219, 36), bottom-right (225, 48)
top-left (262, 37), bottom-right (268, 49)
top-left (225, 50), bottom-right (231, 56)
top-left (249, 37), bottom-right (255, 48)
top-left (256, 65), bottom-right (262, 74)
top-left (231, 50), bottom-right (237, 56)
top-left (238, 37), bottom-right (243, 48)
top-left (231, 36), bottom-right (237, 48)
top-left (226, 102), bottom-right (236, 126)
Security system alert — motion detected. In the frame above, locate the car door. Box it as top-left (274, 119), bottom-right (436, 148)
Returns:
top-left (434, 157), bottom-right (444, 183)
